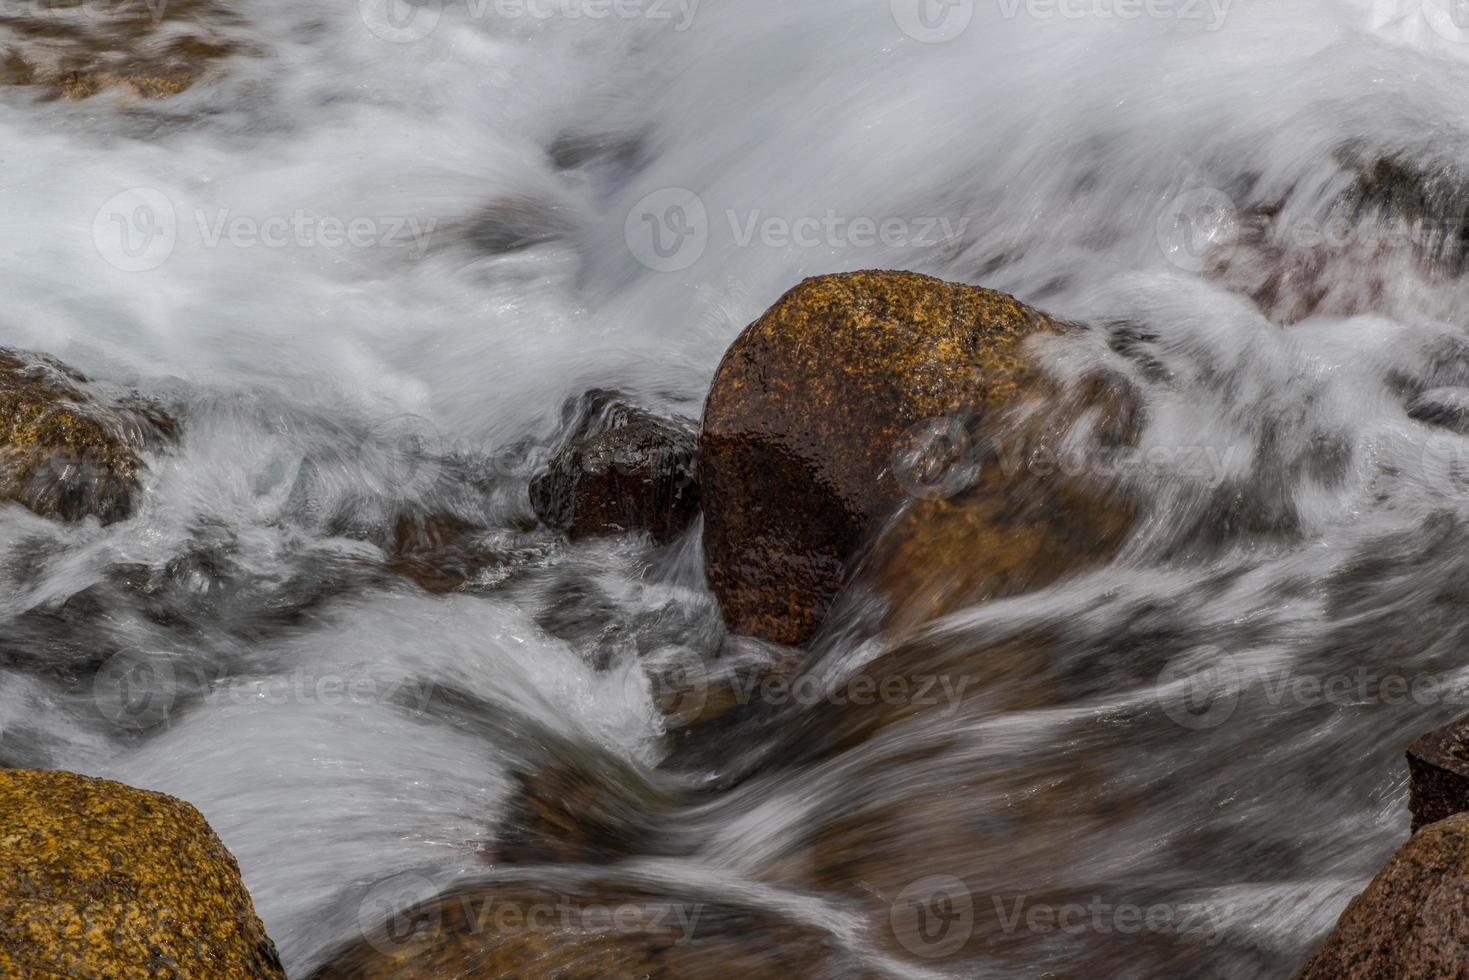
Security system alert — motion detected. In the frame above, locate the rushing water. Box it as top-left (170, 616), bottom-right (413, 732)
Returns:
top-left (7, 0), bottom-right (1469, 975)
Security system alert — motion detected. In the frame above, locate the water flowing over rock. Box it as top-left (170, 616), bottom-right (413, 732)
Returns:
top-left (0, 349), bottom-right (172, 524)
top-left (309, 879), bottom-right (865, 979)
top-left (1297, 812), bottom-right (1469, 979)
top-left (699, 269), bottom-right (1135, 644)
top-left (530, 390), bottom-right (699, 545)
top-left (0, 768), bottom-right (284, 978)
top-left (0, 0), bottom-right (244, 99)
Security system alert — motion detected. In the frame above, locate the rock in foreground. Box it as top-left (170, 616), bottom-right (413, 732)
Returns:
top-left (530, 390), bottom-right (698, 544)
top-left (0, 767), bottom-right (283, 979)
top-left (1297, 812), bottom-right (1469, 979)
top-left (0, 349), bottom-right (172, 524)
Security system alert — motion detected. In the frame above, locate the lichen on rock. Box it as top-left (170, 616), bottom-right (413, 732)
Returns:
top-left (0, 767), bottom-right (284, 979)
top-left (699, 269), bottom-right (1136, 645)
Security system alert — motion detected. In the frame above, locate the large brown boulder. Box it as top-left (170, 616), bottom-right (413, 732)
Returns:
top-left (0, 767), bottom-right (284, 978)
top-left (699, 270), bottom-right (1134, 644)
top-left (0, 349), bottom-right (173, 524)
top-left (1298, 812), bottom-right (1469, 979)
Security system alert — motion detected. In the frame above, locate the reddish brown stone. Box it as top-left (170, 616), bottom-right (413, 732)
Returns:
top-left (1409, 713), bottom-right (1469, 833)
top-left (699, 270), bottom-right (1057, 645)
top-left (1297, 813), bottom-right (1469, 979)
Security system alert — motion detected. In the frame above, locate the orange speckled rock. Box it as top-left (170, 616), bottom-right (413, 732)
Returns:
top-left (700, 269), bottom-right (1117, 644)
top-left (0, 767), bottom-right (284, 979)
top-left (0, 349), bottom-right (173, 523)
top-left (1297, 812), bottom-right (1469, 979)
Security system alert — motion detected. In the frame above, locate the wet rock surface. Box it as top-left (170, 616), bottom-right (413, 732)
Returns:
top-left (530, 390), bottom-right (699, 545)
top-left (0, 349), bottom-right (173, 523)
top-left (1409, 713), bottom-right (1469, 834)
top-left (490, 753), bottom-right (692, 867)
top-left (1297, 812), bottom-right (1469, 980)
top-left (308, 878), bottom-right (866, 980)
top-left (699, 269), bottom-right (1138, 644)
top-left (0, 767), bottom-right (284, 978)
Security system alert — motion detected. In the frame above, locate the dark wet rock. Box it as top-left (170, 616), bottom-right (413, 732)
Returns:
top-left (1211, 148), bottom-right (1469, 324)
top-left (0, 768), bottom-right (284, 978)
top-left (1409, 713), bottom-right (1469, 833)
top-left (463, 196), bottom-right (575, 254)
top-left (308, 878), bottom-right (866, 980)
top-left (386, 512), bottom-right (485, 593)
top-left (1408, 387), bottom-right (1469, 434)
top-left (1345, 151), bottom-right (1469, 276)
top-left (0, 349), bottom-right (173, 523)
top-left (491, 757), bottom-right (690, 867)
top-left (548, 128), bottom-right (646, 171)
top-left (699, 269), bottom-right (1133, 644)
top-left (382, 509), bottom-right (557, 595)
top-left (530, 391), bottom-right (699, 545)
top-left (1297, 812), bottom-right (1469, 979)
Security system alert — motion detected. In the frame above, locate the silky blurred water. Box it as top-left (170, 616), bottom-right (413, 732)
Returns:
top-left (5, 0), bottom-right (1469, 975)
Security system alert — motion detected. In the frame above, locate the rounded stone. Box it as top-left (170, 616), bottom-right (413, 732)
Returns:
top-left (698, 269), bottom-right (1056, 645)
top-left (0, 767), bottom-right (284, 979)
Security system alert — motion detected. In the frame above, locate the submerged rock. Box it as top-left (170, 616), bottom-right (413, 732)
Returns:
top-left (860, 371), bottom-right (1140, 631)
top-left (309, 878), bottom-right (864, 979)
top-left (0, 0), bottom-right (244, 99)
top-left (699, 269), bottom-right (1135, 644)
top-left (1297, 812), bottom-right (1469, 979)
top-left (0, 767), bottom-right (284, 978)
top-left (1409, 713), bottom-right (1469, 833)
top-left (490, 757), bottom-right (689, 867)
top-left (530, 390), bottom-right (699, 545)
top-left (0, 349), bottom-right (173, 524)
